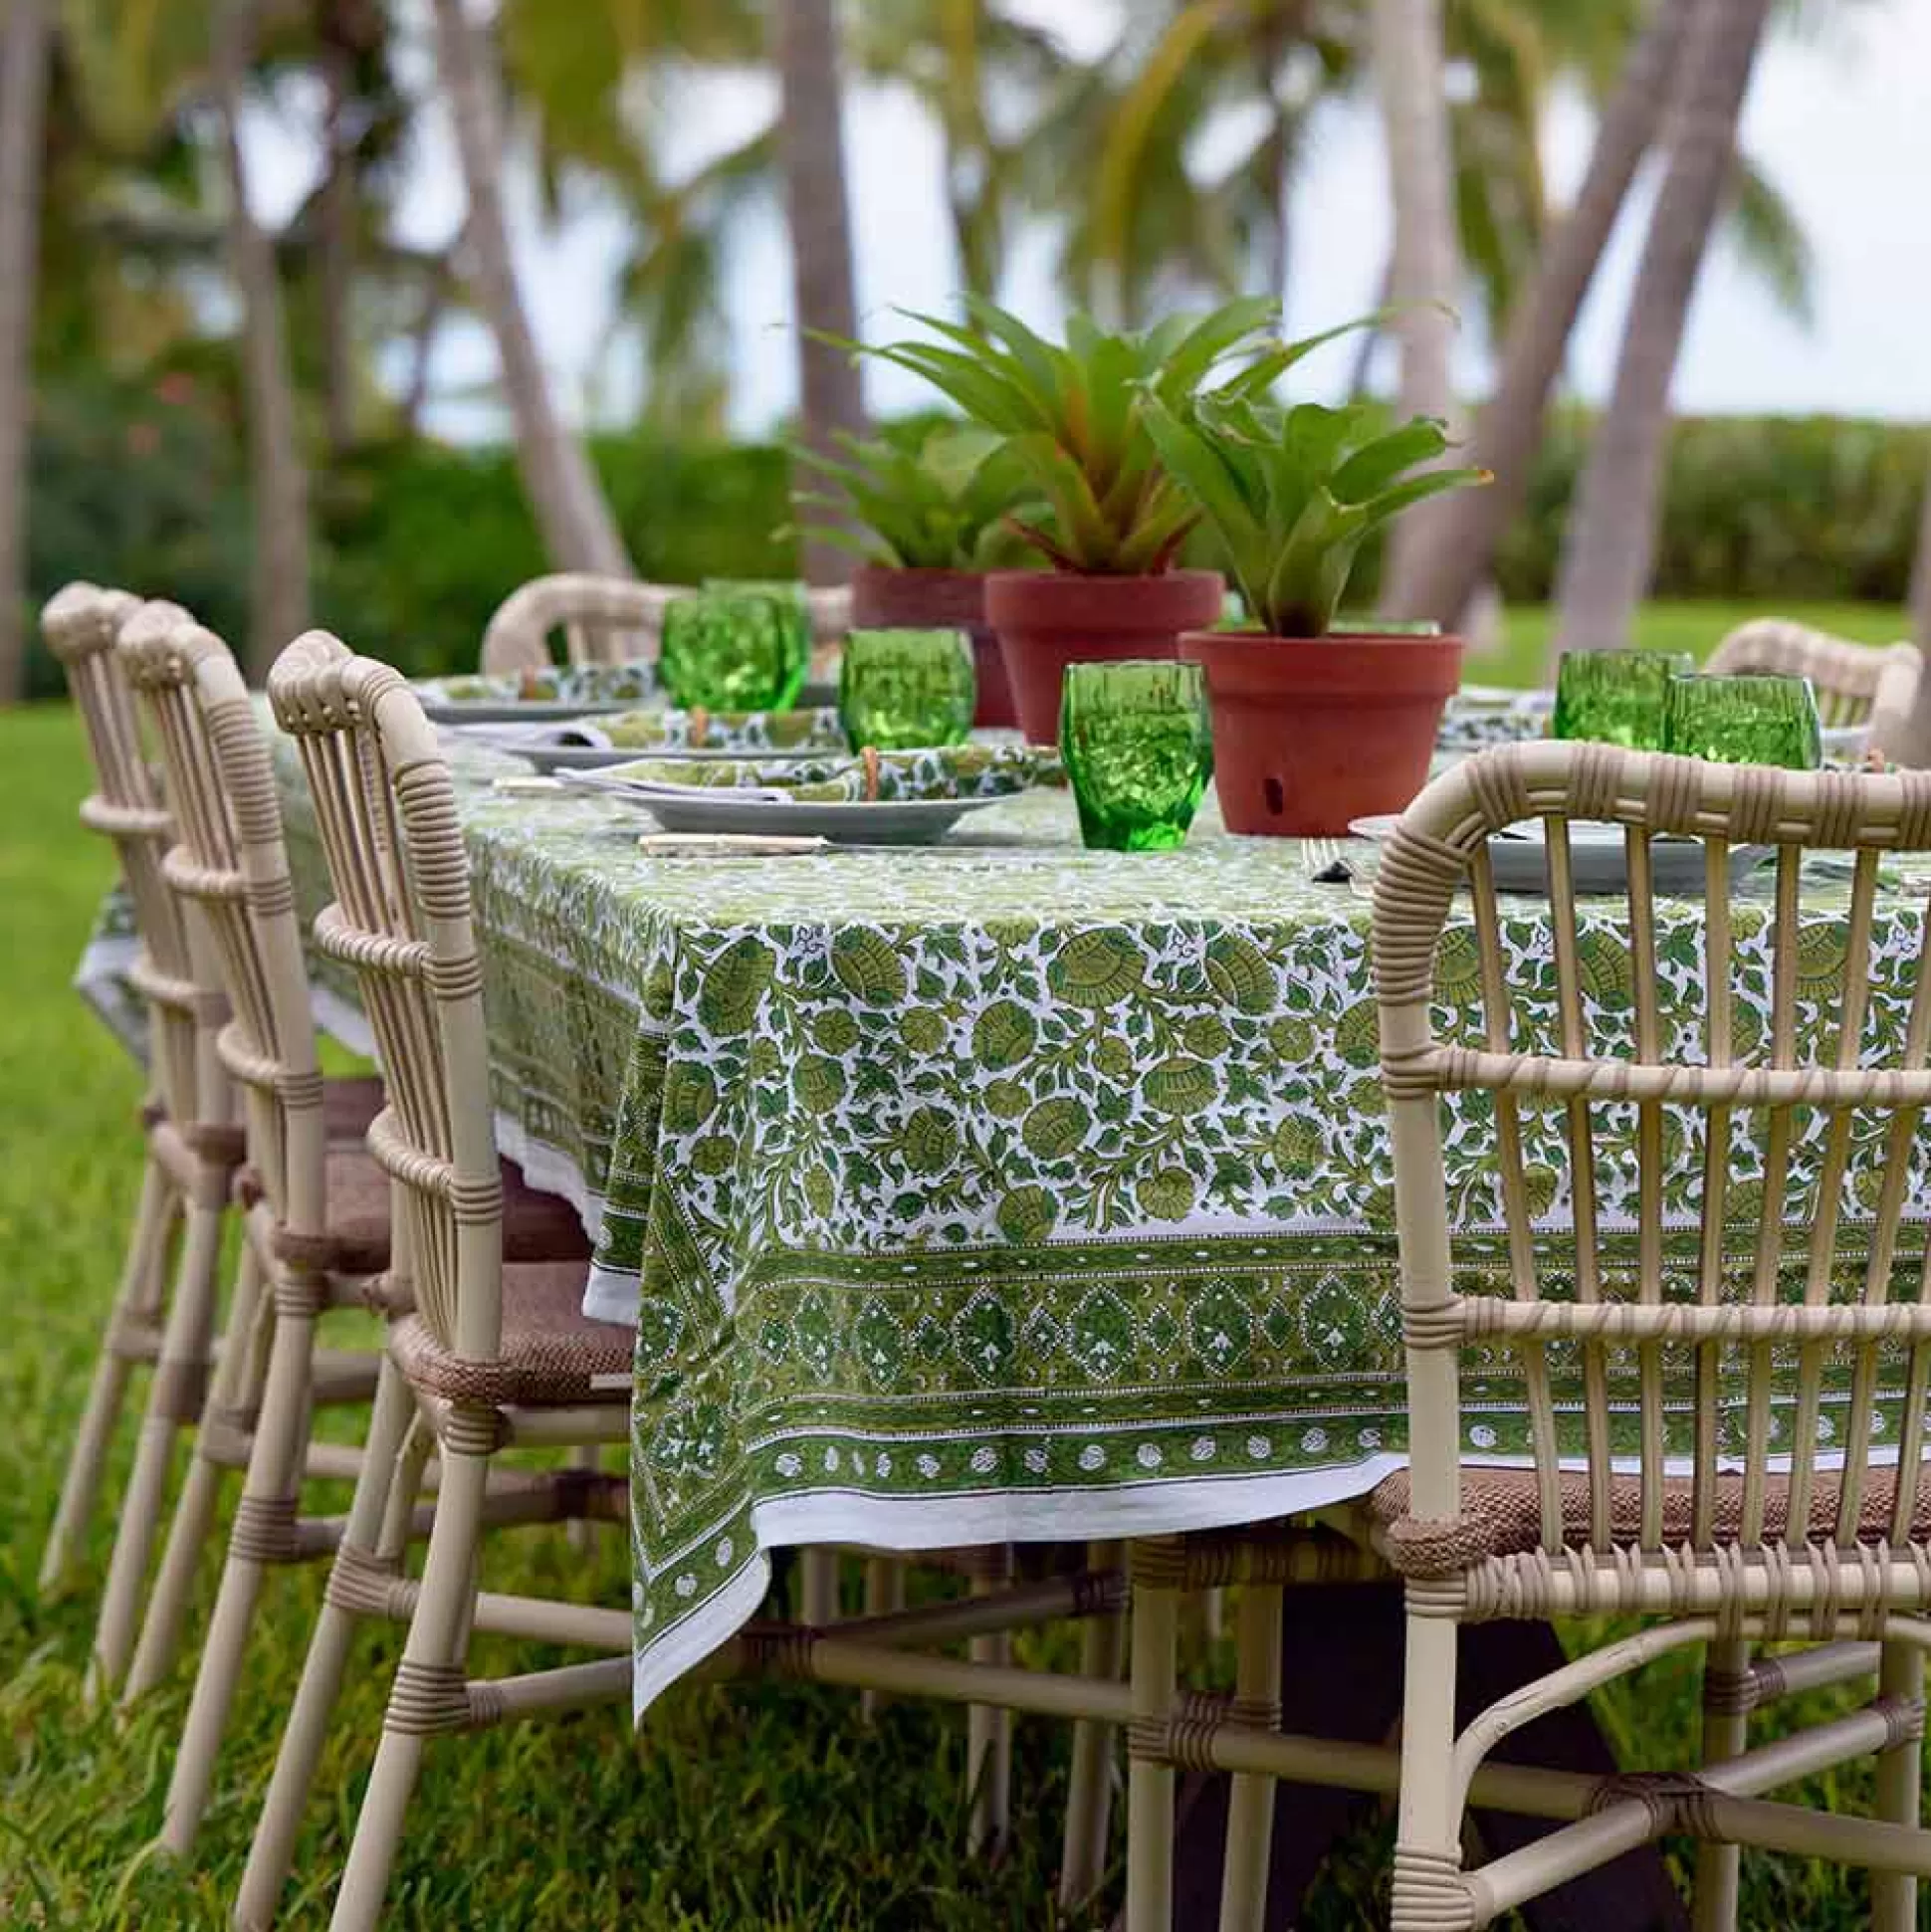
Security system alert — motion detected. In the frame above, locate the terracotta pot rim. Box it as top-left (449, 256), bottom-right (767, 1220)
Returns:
top-left (986, 567), bottom-right (1222, 628)
top-left (987, 566), bottom-right (1221, 589)
top-left (1179, 627), bottom-right (1465, 650)
top-left (852, 562), bottom-right (990, 582)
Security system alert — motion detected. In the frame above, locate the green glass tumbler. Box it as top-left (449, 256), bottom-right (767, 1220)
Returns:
top-left (838, 628), bottom-right (976, 751)
top-left (1552, 649), bottom-right (1694, 749)
top-left (1663, 673), bottom-right (1823, 769)
top-left (1059, 659), bottom-right (1213, 853)
top-left (658, 590), bottom-right (807, 712)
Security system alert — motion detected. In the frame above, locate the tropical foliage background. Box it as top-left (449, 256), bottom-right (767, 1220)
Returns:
top-left (2, 0), bottom-right (1927, 705)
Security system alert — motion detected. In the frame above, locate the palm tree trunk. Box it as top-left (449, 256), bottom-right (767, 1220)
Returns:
top-left (775, 0), bottom-right (867, 584)
top-left (1369, 0), bottom-right (1464, 611)
top-left (398, 263), bottom-right (450, 442)
top-left (0, 0), bottom-right (52, 702)
top-left (1553, 0), bottom-right (1772, 659)
top-left (215, 0), bottom-right (312, 680)
top-left (1897, 448), bottom-right (1931, 762)
top-left (320, 39), bottom-right (357, 458)
top-left (429, 0), bottom-right (631, 578)
top-left (1390, 0), bottom-right (1696, 629)
top-left (937, 0), bottom-right (991, 300)
top-left (1347, 256), bottom-right (1394, 398)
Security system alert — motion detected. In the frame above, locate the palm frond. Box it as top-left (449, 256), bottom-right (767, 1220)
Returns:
top-left (1724, 152), bottom-right (1816, 326)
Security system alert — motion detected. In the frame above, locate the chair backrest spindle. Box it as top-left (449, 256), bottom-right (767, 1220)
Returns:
top-left (42, 582), bottom-right (228, 1132)
top-left (1708, 619), bottom-right (1921, 761)
top-left (117, 606), bottom-right (326, 1235)
top-left (477, 572), bottom-right (852, 674)
top-left (1377, 741), bottom-right (1931, 1568)
top-left (269, 635), bottom-right (502, 1361)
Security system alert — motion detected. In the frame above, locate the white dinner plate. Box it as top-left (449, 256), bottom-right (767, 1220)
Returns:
top-left (557, 770), bottom-right (1010, 846)
top-left (1349, 815), bottom-right (1767, 896)
top-left (421, 697), bottom-right (635, 727)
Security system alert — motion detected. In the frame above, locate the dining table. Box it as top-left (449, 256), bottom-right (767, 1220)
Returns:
top-left (73, 691), bottom-right (1931, 1749)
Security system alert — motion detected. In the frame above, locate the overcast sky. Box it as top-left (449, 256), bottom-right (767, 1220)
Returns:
top-left (246, 1), bottom-right (1931, 439)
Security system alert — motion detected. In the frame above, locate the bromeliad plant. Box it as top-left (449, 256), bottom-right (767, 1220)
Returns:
top-left (852, 295), bottom-right (1304, 575)
top-left (1140, 381), bottom-right (1491, 636)
top-left (791, 424), bottom-right (1032, 570)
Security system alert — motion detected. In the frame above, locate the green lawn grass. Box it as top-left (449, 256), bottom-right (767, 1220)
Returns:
top-left (1474, 598), bottom-right (1912, 689)
top-left (0, 610), bottom-right (1912, 1928)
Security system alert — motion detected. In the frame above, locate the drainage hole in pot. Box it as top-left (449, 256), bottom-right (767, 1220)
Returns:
top-left (1263, 777), bottom-right (1285, 817)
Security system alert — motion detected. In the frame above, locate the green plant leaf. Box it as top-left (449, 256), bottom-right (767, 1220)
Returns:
top-left (1158, 296), bottom-right (1281, 397)
top-left (1141, 398), bottom-right (1264, 562)
top-left (1352, 464), bottom-right (1493, 531)
top-left (853, 340), bottom-right (1042, 434)
top-left (1329, 418), bottom-right (1454, 503)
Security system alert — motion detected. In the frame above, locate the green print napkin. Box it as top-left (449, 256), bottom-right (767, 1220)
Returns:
top-left (601, 706), bottom-right (846, 751)
top-left (422, 660), bottom-right (658, 706)
top-left (604, 743), bottom-right (1065, 802)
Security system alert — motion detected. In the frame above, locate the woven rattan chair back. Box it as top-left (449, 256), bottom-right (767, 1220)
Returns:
top-left (42, 582), bottom-right (220, 1128)
top-left (269, 633), bottom-right (499, 1360)
top-left (1708, 619), bottom-right (1921, 756)
top-left (117, 606), bottom-right (324, 1238)
top-left (1376, 738), bottom-right (1931, 1585)
top-left (478, 571), bottom-right (852, 674)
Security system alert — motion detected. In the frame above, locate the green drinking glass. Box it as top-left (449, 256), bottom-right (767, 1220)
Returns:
top-left (1059, 659), bottom-right (1213, 853)
top-left (838, 628), bottom-right (976, 751)
top-left (1551, 648), bottom-right (1695, 749)
top-left (1663, 672), bottom-right (1824, 769)
top-left (658, 590), bottom-right (807, 712)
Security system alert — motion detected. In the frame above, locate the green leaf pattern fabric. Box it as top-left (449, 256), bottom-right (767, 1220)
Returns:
top-left (77, 692), bottom-right (1931, 1718)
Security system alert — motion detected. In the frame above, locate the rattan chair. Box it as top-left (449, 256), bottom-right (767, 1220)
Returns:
top-left (477, 571), bottom-right (851, 675)
top-left (235, 634), bottom-right (634, 1931)
top-left (1708, 619), bottom-right (1921, 760)
top-left (111, 607), bottom-right (593, 1857)
top-left (36, 583), bottom-right (258, 1695)
top-left (1368, 739), bottom-right (1931, 1931)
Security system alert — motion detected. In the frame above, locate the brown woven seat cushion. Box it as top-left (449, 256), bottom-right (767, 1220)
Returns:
top-left (387, 1259), bottom-right (629, 1406)
top-left (322, 1075), bottom-right (386, 1143)
top-left (322, 1150), bottom-right (592, 1277)
top-left (1369, 1464), bottom-right (1931, 1568)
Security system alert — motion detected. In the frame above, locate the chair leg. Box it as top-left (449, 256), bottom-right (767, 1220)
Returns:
top-left (1871, 1640), bottom-right (1923, 1931)
top-left (858, 1557), bottom-right (904, 1722)
top-left (1692, 1635), bottom-right (1751, 1932)
top-left (233, 1360), bottom-right (420, 1932)
top-left (565, 1442), bottom-right (601, 1555)
top-left (125, 1245), bottom-right (276, 1705)
top-left (326, 1436), bottom-right (491, 1932)
top-left (40, 1157), bottom-right (174, 1595)
top-left (159, 1283), bottom-right (324, 1858)
top-left (800, 1547), bottom-right (840, 1623)
top-left (1058, 1539), bottom-right (1125, 1912)
top-left (92, 1190), bottom-right (224, 1695)
top-left (966, 1553), bottom-right (1012, 1858)
top-left (1391, 1610), bottom-right (1471, 1932)
top-left (1125, 1556), bottom-right (1180, 1932)
top-left (1218, 1583), bottom-right (1284, 1932)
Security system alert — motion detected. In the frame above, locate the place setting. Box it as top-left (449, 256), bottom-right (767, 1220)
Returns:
top-left (1347, 646), bottom-right (1834, 895)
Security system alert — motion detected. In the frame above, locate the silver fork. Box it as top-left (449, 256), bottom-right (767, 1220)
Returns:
top-left (1304, 833), bottom-right (1379, 903)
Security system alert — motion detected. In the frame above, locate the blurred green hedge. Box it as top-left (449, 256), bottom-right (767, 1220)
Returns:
top-left (22, 376), bottom-right (1931, 692)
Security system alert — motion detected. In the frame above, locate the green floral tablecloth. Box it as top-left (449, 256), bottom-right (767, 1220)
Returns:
top-left (82, 702), bottom-right (1931, 1716)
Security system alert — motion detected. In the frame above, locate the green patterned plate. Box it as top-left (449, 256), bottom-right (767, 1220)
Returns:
top-left (556, 771), bottom-right (1009, 845)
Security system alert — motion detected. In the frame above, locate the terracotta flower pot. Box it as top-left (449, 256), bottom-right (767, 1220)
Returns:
top-left (984, 568), bottom-right (1224, 746)
top-left (1180, 629), bottom-right (1465, 837)
top-left (849, 562), bottom-right (1016, 729)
